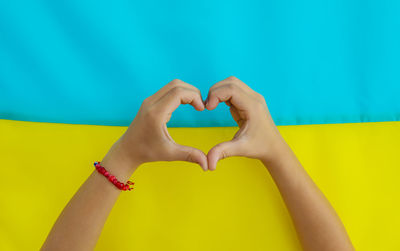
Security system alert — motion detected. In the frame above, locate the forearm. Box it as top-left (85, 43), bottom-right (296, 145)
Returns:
top-left (41, 80), bottom-right (207, 251)
top-left (41, 156), bottom-right (138, 251)
top-left (261, 139), bottom-right (354, 251)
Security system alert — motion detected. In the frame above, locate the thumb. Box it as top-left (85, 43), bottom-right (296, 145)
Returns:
top-left (207, 140), bottom-right (242, 171)
top-left (173, 144), bottom-right (208, 171)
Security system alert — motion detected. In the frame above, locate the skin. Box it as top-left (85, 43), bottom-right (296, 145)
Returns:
top-left (41, 77), bottom-right (354, 251)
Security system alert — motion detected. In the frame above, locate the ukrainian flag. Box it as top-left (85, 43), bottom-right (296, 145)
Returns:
top-left (1, 1), bottom-right (399, 250)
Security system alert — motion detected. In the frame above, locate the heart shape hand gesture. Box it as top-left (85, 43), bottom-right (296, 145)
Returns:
top-left (45, 77), bottom-right (355, 251)
top-left (102, 76), bottom-right (286, 173)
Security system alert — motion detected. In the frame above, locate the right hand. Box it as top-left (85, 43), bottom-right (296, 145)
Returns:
top-left (205, 76), bottom-right (286, 170)
top-left (102, 79), bottom-right (208, 172)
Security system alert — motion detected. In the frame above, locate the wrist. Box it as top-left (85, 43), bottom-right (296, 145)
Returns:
top-left (101, 142), bottom-right (141, 181)
top-left (259, 135), bottom-right (292, 166)
top-left (100, 155), bottom-right (139, 182)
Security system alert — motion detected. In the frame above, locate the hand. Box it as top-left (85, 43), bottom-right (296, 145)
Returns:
top-left (102, 79), bottom-right (208, 172)
top-left (205, 76), bottom-right (286, 170)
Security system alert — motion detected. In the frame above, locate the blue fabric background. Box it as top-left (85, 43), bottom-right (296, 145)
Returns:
top-left (1, 0), bottom-right (399, 127)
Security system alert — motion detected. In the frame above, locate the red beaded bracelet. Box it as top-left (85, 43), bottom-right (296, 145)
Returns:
top-left (94, 161), bottom-right (134, 191)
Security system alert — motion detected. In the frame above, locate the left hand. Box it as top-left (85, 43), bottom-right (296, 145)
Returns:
top-left (205, 76), bottom-right (285, 170)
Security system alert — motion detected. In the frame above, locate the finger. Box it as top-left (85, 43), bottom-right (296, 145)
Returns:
top-left (205, 83), bottom-right (248, 111)
top-left (155, 86), bottom-right (205, 116)
top-left (173, 144), bottom-right (208, 171)
top-left (225, 100), bottom-right (243, 125)
top-left (209, 76), bottom-right (252, 93)
top-left (229, 106), bottom-right (243, 127)
top-left (207, 140), bottom-right (243, 171)
top-left (149, 79), bottom-right (202, 104)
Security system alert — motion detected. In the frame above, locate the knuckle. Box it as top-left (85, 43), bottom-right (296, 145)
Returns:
top-left (143, 106), bottom-right (158, 121)
top-left (170, 79), bottom-right (183, 86)
top-left (185, 148), bottom-right (195, 162)
top-left (220, 148), bottom-right (228, 160)
top-left (170, 86), bottom-right (185, 96)
top-left (141, 97), bottom-right (151, 106)
top-left (225, 83), bottom-right (236, 91)
top-left (207, 89), bottom-right (218, 100)
top-left (208, 88), bottom-right (216, 96)
top-left (253, 100), bottom-right (267, 111)
top-left (226, 75), bottom-right (238, 82)
top-left (255, 92), bottom-right (265, 102)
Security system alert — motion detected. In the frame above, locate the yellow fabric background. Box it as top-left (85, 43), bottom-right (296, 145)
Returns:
top-left (0, 119), bottom-right (399, 250)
